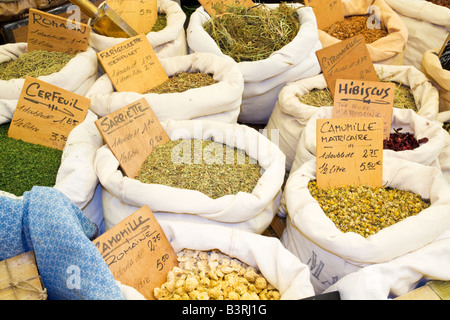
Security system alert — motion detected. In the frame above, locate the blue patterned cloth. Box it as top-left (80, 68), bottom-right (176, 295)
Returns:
top-left (0, 186), bottom-right (124, 300)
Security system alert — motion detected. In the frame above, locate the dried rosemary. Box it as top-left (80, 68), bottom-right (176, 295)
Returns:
top-left (135, 139), bottom-right (262, 199)
top-left (0, 50), bottom-right (74, 81)
top-left (145, 72), bottom-right (217, 94)
top-left (203, 2), bottom-right (300, 62)
top-left (324, 15), bottom-right (389, 44)
top-left (298, 82), bottom-right (418, 111)
top-left (308, 180), bottom-right (431, 238)
top-left (0, 123), bottom-right (62, 196)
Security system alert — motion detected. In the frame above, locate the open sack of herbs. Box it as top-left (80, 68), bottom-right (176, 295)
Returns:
top-left (86, 52), bottom-right (243, 123)
top-left (0, 110), bottom-right (103, 214)
top-left (291, 107), bottom-right (448, 174)
top-left (89, 0), bottom-right (187, 57)
top-left (186, 2), bottom-right (322, 124)
top-left (266, 64), bottom-right (440, 172)
top-left (281, 156), bottom-right (450, 292)
top-left (0, 43), bottom-right (98, 99)
top-left (319, 0), bottom-right (408, 64)
top-left (95, 120), bottom-right (286, 233)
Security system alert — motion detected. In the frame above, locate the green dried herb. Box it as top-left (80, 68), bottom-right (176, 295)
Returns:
top-left (298, 82), bottom-right (417, 111)
top-left (308, 180), bottom-right (431, 238)
top-left (151, 13), bottom-right (167, 32)
top-left (0, 123), bottom-right (62, 196)
top-left (443, 123), bottom-right (450, 134)
top-left (203, 2), bottom-right (300, 62)
top-left (145, 72), bottom-right (217, 94)
top-left (136, 139), bottom-right (262, 199)
top-left (0, 50), bottom-right (74, 81)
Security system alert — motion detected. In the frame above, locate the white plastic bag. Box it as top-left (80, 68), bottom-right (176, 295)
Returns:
top-left (89, 0), bottom-right (187, 58)
top-left (0, 42), bottom-right (98, 99)
top-left (186, 4), bottom-right (322, 124)
top-left (291, 106), bottom-right (447, 173)
top-left (86, 52), bottom-right (244, 123)
top-left (96, 120), bottom-right (286, 234)
top-left (385, 0), bottom-right (450, 69)
top-left (281, 157), bottom-right (450, 293)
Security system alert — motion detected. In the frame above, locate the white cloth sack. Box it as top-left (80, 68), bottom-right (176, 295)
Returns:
top-left (186, 4), bottom-right (322, 124)
top-left (0, 42), bottom-right (98, 99)
top-left (86, 52), bottom-right (244, 123)
top-left (281, 157), bottom-right (450, 293)
top-left (0, 101), bottom-right (104, 231)
top-left (291, 106), bottom-right (448, 173)
top-left (385, 0), bottom-right (450, 69)
top-left (89, 0), bottom-right (187, 58)
top-left (324, 229), bottom-right (450, 299)
top-left (117, 220), bottom-right (315, 300)
top-left (96, 120), bottom-right (286, 234)
top-left (266, 63), bottom-right (440, 173)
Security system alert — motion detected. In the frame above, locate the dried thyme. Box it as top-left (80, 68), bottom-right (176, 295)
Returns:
top-left (0, 123), bottom-right (62, 196)
top-left (324, 15), bottom-right (389, 44)
top-left (151, 13), bottom-right (167, 32)
top-left (308, 181), bottom-right (431, 238)
top-left (145, 72), bottom-right (217, 94)
top-left (0, 50), bottom-right (74, 81)
top-left (203, 2), bottom-right (300, 62)
top-left (135, 139), bottom-right (262, 199)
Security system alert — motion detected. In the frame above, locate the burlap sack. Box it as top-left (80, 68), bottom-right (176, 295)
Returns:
top-left (89, 0), bottom-right (187, 58)
top-left (318, 0), bottom-right (408, 64)
top-left (281, 157), bottom-right (450, 293)
top-left (96, 120), bottom-right (286, 234)
top-left (86, 52), bottom-right (244, 123)
top-left (186, 4), bottom-right (322, 124)
top-left (0, 42), bottom-right (98, 98)
top-left (385, 0), bottom-right (450, 69)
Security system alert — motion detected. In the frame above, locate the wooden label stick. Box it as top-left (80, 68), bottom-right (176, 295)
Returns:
top-left (27, 8), bottom-right (91, 54)
top-left (93, 205), bottom-right (178, 300)
top-left (316, 117), bottom-right (383, 188)
top-left (95, 97), bottom-right (170, 178)
top-left (305, 0), bottom-right (344, 30)
top-left (8, 76), bottom-right (90, 151)
top-left (316, 35), bottom-right (379, 98)
top-left (333, 79), bottom-right (395, 139)
top-left (97, 34), bottom-right (169, 94)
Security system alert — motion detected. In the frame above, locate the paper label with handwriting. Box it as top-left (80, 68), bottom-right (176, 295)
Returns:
top-left (305, 0), bottom-right (344, 30)
top-left (95, 98), bottom-right (170, 178)
top-left (27, 8), bottom-right (90, 54)
top-left (93, 205), bottom-right (178, 300)
top-left (333, 79), bottom-right (394, 139)
top-left (316, 35), bottom-right (379, 97)
top-left (8, 76), bottom-right (90, 150)
top-left (198, 0), bottom-right (256, 15)
top-left (97, 34), bottom-right (168, 94)
top-left (316, 117), bottom-right (383, 188)
top-left (107, 0), bottom-right (157, 34)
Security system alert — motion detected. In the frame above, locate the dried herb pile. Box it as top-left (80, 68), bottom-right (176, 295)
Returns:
top-left (151, 13), bottom-right (167, 32)
top-left (308, 181), bottom-right (431, 238)
top-left (383, 128), bottom-right (428, 151)
top-left (298, 82), bottom-right (417, 111)
top-left (136, 139), bottom-right (262, 199)
top-left (425, 0), bottom-right (450, 8)
top-left (145, 72), bottom-right (217, 94)
top-left (324, 15), bottom-right (389, 44)
top-left (0, 50), bottom-right (74, 81)
top-left (203, 3), bottom-right (300, 62)
top-left (0, 123), bottom-right (62, 196)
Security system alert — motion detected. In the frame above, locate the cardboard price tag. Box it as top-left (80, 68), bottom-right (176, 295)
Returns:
top-left (95, 97), bottom-right (170, 178)
top-left (305, 0), bottom-right (344, 30)
top-left (107, 0), bottom-right (158, 34)
top-left (316, 117), bottom-right (383, 188)
top-left (97, 34), bottom-right (168, 94)
top-left (198, 0), bottom-right (256, 15)
top-left (93, 205), bottom-right (178, 300)
top-left (333, 79), bottom-right (395, 139)
top-left (27, 8), bottom-right (91, 54)
top-left (316, 35), bottom-right (379, 97)
top-left (8, 76), bottom-right (90, 151)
